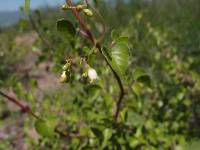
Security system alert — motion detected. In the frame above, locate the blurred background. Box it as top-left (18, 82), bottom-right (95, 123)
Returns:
top-left (0, 0), bottom-right (200, 149)
top-left (0, 0), bottom-right (63, 26)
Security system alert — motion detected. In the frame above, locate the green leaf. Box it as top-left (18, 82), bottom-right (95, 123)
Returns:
top-left (86, 84), bottom-right (102, 101)
top-left (110, 43), bottom-right (129, 76)
top-left (133, 68), bottom-right (146, 80)
top-left (90, 127), bottom-right (103, 138)
top-left (34, 118), bottom-right (57, 137)
top-left (116, 36), bottom-right (129, 45)
top-left (185, 140), bottom-right (200, 150)
top-left (111, 29), bottom-right (120, 40)
top-left (134, 68), bottom-right (151, 86)
top-left (137, 75), bottom-right (151, 87)
top-left (57, 18), bottom-right (76, 36)
top-left (80, 126), bottom-right (90, 136)
top-left (19, 19), bottom-right (28, 31)
top-left (101, 128), bottom-right (113, 149)
top-left (24, 0), bottom-right (30, 15)
top-left (88, 54), bottom-right (96, 66)
top-left (132, 82), bottom-right (142, 96)
top-left (103, 128), bottom-right (113, 141)
top-left (83, 47), bottom-right (90, 54)
top-left (129, 137), bottom-right (140, 148)
top-left (127, 111), bottom-right (145, 127)
top-left (93, 0), bottom-right (100, 6)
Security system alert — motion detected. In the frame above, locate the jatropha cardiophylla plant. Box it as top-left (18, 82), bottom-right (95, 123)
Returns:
top-left (57, 0), bottom-right (130, 123)
top-left (0, 0), bottom-right (131, 139)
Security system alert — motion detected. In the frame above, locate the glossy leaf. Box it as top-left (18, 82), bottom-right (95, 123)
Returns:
top-left (110, 43), bottom-right (129, 76)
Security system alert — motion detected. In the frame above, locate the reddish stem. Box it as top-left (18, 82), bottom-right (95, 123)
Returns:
top-left (0, 90), bottom-right (30, 113)
top-left (66, 0), bottom-right (96, 45)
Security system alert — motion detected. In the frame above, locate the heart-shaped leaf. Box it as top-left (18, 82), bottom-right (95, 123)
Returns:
top-left (57, 18), bottom-right (76, 37)
top-left (110, 43), bottom-right (129, 76)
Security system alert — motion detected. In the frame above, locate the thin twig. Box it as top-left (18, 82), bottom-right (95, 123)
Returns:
top-left (66, 0), bottom-right (96, 45)
top-left (0, 90), bottom-right (71, 137)
top-left (96, 43), bottom-right (124, 123)
top-left (0, 90), bottom-right (31, 113)
top-left (55, 128), bottom-right (85, 138)
top-left (85, 0), bottom-right (106, 43)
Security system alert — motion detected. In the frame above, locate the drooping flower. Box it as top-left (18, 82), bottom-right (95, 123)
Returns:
top-left (60, 71), bottom-right (70, 83)
top-left (88, 67), bottom-right (98, 83)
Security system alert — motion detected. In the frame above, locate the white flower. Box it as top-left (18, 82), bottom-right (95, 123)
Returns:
top-left (61, 71), bottom-right (66, 77)
top-left (60, 71), bottom-right (69, 83)
top-left (88, 68), bottom-right (98, 83)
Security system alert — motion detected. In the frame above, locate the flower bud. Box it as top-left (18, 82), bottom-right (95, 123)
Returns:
top-left (83, 9), bottom-right (93, 17)
top-left (62, 63), bottom-right (71, 71)
top-left (82, 72), bottom-right (88, 78)
top-left (76, 5), bottom-right (84, 11)
top-left (60, 71), bottom-right (70, 83)
top-left (92, 48), bottom-right (98, 54)
top-left (61, 4), bottom-right (69, 10)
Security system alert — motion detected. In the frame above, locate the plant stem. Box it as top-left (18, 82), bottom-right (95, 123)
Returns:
top-left (85, 0), bottom-right (106, 42)
top-left (0, 90), bottom-right (69, 137)
top-left (0, 90), bottom-right (42, 120)
top-left (66, 0), bottom-right (96, 45)
top-left (96, 43), bottom-right (124, 123)
top-left (0, 90), bottom-right (30, 113)
top-left (66, 0), bottom-right (125, 123)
